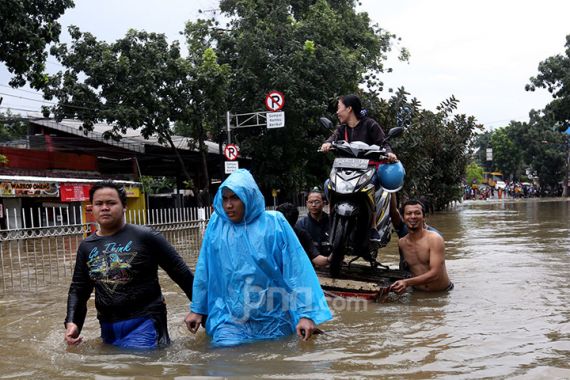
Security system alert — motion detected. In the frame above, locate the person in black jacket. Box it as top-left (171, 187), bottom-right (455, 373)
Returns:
top-left (295, 189), bottom-right (330, 256)
top-left (320, 94), bottom-right (397, 158)
top-left (276, 202), bottom-right (328, 267)
top-left (64, 180), bottom-right (194, 349)
top-left (320, 94), bottom-right (398, 242)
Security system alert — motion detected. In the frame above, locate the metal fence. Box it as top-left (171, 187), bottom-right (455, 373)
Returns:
top-left (0, 206), bottom-right (212, 292)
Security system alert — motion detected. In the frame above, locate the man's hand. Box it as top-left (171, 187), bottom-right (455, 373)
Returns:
top-left (320, 142), bottom-right (332, 152)
top-left (184, 312), bottom-right (203, 334)
top-left (387, 152), bottom-right (398, 162)
top-left (390, 279), bottom-right (408, 294)
top-left (312, 255), bottom-right (330, 267)
top-left (296, 317), bottom-right (316, 341)
top-left (64, 322), bottom-right (83, 346)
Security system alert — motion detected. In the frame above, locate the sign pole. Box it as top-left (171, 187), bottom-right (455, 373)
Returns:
top-left (226, 111), bottom-right (232, 144)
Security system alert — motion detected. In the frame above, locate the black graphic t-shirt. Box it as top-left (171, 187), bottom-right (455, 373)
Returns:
top-left (65, 224), bottom-right (194, 332)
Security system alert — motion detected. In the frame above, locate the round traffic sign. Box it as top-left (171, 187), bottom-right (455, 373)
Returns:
top-left (265, 90), bottom-right (285, 112)
top-left (224, 144), bottom-right (239, 161)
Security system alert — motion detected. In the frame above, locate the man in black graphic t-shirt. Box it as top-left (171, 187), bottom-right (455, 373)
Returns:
top-left (64, 181), bottom-right (194, 349)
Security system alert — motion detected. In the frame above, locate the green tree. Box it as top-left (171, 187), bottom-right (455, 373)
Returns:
top-left (526, 34), bottom-right (570, 129)
top-left (44, 27), bottom-right (229, 188)
top-left (0, 0), bottom-right (74, 89)
top-left (489, 126), bottom-right (524, 180)
top-left (521, 112), bottom-right (566, 193)
top-left (178, 20), bottom-right (231, 188)
top-left (526, 34), bottom-right (570, 195)
top-left (465, 162), bottom-right (484, 185)
top-left (0, 111), bottom-right (28, 142)
top-left (472, 131), bottom-right (494, 171)
top-left (487, 113), bottom-right (566, 193)
top-left (193, 0), bottom-right (403, 195)
top-left (388, 93), bottom-right (483, 210)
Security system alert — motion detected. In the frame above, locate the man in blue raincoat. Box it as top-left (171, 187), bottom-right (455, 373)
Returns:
top-left (185, 169), bottom-right (332, 346)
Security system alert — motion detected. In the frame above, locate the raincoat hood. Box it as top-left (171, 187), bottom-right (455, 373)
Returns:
top-left (213, 169), bottom-right (265, 224)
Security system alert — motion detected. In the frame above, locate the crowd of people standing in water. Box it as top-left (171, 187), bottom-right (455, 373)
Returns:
top-left (64, 94), bottom-right (452, 350)
top-left (464, 181), bottom-right (540, 200)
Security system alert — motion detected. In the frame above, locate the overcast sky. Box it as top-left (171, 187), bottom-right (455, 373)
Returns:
top-left (1, 0), bottom-right (569, 130)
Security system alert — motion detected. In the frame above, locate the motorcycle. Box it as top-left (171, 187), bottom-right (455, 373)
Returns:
top-left (319, 118), bottom-right (405, 277)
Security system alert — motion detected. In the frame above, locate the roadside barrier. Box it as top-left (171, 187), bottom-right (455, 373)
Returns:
top-left (0, 206), bottom-right (211, 292)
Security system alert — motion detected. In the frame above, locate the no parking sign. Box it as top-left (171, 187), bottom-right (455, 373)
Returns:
top-left (224, 144), bottom-right (239, 161)
top-left (264, 90), bottom-right (285, 112)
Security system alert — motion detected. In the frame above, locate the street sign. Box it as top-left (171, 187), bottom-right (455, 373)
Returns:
top-left (264, 90), bottom-right (285, 112)
top-left (225, 161), bottom-right (239, 174)
top-left (266, 111), bottom-right (285, 129)
top-left (224, 144), bottom-right (239, 161)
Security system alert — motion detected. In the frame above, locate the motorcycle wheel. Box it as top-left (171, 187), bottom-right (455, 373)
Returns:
top-left (329, 217), bottom-right (349, 278)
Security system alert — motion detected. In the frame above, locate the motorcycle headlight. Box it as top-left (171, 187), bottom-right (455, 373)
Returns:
top-left (337, 179), bottom-right (357, 193)
top-left (356, 168), bottom-right (375, 188)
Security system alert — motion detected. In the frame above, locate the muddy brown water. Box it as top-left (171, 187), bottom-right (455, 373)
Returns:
top-left (0, 198), bottom-right (569, 379)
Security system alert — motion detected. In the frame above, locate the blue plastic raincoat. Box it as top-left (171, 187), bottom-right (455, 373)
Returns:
top-left (191, 169), bottom-right (332, 346)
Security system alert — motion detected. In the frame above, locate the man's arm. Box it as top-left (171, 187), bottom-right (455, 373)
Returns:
top-left (64, 247), bottom-right (94, 343)
top-left (389, 193), bottom-right (403, 230)
top-left (151, 229), bottom-right (194, 300)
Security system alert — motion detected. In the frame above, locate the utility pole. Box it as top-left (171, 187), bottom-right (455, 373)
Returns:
top-left (562, 134), bottom-right (570, 197)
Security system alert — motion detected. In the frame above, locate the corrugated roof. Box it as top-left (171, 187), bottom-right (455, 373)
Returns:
top-left (0, 175), bottom-right (140, 185)
top-left (31, 118), bottom-right (220, 155)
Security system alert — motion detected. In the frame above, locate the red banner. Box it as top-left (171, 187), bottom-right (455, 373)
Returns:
top-left (60, 184), bottom-right (91, 202)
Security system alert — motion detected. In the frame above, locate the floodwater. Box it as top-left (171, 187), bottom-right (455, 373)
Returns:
top-left (1, 198), bottom-right (569, 379)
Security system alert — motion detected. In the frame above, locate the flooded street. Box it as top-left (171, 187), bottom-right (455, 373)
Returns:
top-left (1, 198), bottom-right (569, 379)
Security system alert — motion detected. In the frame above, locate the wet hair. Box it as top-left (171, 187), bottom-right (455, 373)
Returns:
top-left (339, 94), bottom-right (364, 120)
top-left (276, 202), bottom-right (299, 227)
top-left (89, 180), bottom-right (128, 207)
top-left (401, 199), bottom-right (426, 216)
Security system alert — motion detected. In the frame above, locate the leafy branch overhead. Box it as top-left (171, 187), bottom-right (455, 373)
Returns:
top-left (0, 0), bottom-right (75, 89)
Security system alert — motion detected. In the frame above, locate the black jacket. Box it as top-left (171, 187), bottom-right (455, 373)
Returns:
top-left (325, 117), bottom-right (392, 152)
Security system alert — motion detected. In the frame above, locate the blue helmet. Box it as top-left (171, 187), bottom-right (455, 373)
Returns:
top-left (378, 161), bottom-right (405, 192)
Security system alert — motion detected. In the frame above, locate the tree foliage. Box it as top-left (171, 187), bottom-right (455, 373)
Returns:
top-left (489, 126), bottom-right (524, 180)
top-left (471, 112), bottom-right (566, 194)
top-left (193, 0), bottom-right (403, 195)
top-left (0, 0), bottom-right (74, 89)
top-left (43, 26), bottom-right (229, 187)
top-left (0, 111), bottom-right (28, 142)
top-left (526, 34), bottom-right (570, 129)
top-left (465, 162), bottom-right (484, 185)
top-left (382, 91), bottom-right (483, 210)
top-left (33, 0), bottom-right (488, 207)
top-left (524, 34), bottom-right (570, 195)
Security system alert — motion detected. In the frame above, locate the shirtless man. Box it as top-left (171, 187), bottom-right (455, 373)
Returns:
top-left (390, 199), bottom-right (453, 294)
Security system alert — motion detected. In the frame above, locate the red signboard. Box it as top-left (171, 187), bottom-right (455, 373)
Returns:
top-left (60, 184), bottom-right (91, 202)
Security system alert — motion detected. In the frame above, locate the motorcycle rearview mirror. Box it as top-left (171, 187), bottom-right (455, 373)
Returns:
top-left (318, 117), bottom-right (334, 130)
top-left (386, 126), bottom-right (404, 140)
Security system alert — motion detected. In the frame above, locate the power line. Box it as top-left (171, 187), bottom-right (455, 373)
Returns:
top-left (0, 84), bottom-right (45, 97)
top-left (0, 92), bottom-right (57, 105)
top-left (0, 105), bottom-right (44, 114)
